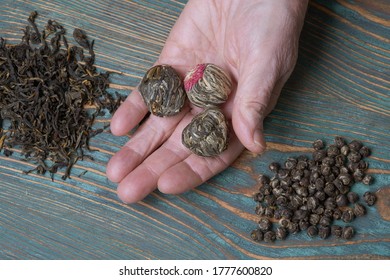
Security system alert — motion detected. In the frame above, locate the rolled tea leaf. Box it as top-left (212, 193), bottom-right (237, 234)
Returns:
top-left (182, 108), bottom-right (228, 157)
top-left (138, 65), bottom-right (186, 117)
top-left (184, 63), bottom-right (232, 108)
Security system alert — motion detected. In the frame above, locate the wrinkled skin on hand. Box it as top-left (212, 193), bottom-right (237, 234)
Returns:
top-left (107, 0), bottom-right (308, 203)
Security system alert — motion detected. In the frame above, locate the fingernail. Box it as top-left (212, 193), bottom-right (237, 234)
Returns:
top-left (253, 128), bottom-right (266, 152)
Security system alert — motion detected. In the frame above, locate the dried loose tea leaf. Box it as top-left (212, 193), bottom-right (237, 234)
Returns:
top-left (182, 108), bottom-right (228, 157)
top-left (73, 28), bottom-right (90, 49)
top-left (0, 11), bottom-right (124, 180)
top-left (138, 65), bottom-right (186, 117)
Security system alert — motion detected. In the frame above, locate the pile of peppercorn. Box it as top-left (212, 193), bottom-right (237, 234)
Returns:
top-left (251, 136), bottom-right (377, 243)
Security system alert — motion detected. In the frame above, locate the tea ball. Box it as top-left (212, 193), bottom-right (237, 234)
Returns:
top-left (182, 108), bottom-right (228, 157)
top-left (138, 65), bottom-right (186, 117)
top-left (184, 63), bottom-right (232, 108)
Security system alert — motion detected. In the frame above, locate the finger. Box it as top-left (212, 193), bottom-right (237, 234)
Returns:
top-left (106, 107), bottom-right (189, 183)
top-left (110, 89), bottom-right (148, 136)
top-left (232, 58), bottom-right (287, 154)
top-left (116, 115), bottom-right (193, 203)
top-left (158, 132), bottom-right (244, 194)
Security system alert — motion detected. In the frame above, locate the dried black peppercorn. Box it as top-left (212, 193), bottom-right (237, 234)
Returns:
top-left (313, 139), bottom-right (325, 150)
top-left (338, 173), bottom-right (352, 186)
top-left (309, 213), bottom-right (320, 225)
top-left (275, 227), bottom-right (288, 240)
top-left (331, 225), bottom-right (343, 238)
top-left (333, 177), bottom-right (343, 189)
top-left (315, 177), bottom-right (325, 190)
top-left (293, 209), bottom-right (309, 221)
top-left (358, 146), bottom-right (369, 158)
top-left (335, 155), bottom-right (345, 167)
top-left (349, 140), bottom-right (362, 151)
top-left (255, 204), bottom-right (266, 216)
top-left (324, 183), bottom-right (337, 197)
top-left (308, 184), bottom-right (317, 196)
top-left (251, 136), bottom-right (375, 243)
top-left (357, 160), bottom-right (368, 171)
top-left (279, 218), bottom-right (291, 228)
top-left (307, 225), bottom-right (319, 238)
top-left (348, 151), bottom-right (362, 163)
top-left (353, 202), bottom-right (366, 217)
top-left (295, 186), bottom-right (309, 197)
top-left (347, 192), bottom-right (359, 203)
top-left (323, 156), bottom-right (336, 166)
top-left (280, 177), bottom-right (291, 188)
top-left (297, 160), bottom-right (308, 170)
top-left (362, 174), bottom-right (373, 185)
top-left (264, 195), bottom-right (276, 207)
top-left (318, 226), bottom-right (331, 239)
top-left (319, 216), bottom-right (332, 227)
top-left (257, 174), bottom-right (270, 186)
top-left (335, 183), bottom-right (350, 195)
top-left (341, 208), bottom-right (355, 223)
top-left (334, 136), bottom-right (346, 148)
top-left (289, 195), bottom-right (302, 209)
top-left (325, 173), bottom-right (336, 184)
top-left (342, 226), bottom-right (355, 239)
top-left (264, 207), bottom-right (274, 218)
top-left (285, 157), bottom-right (297, 169)
top-left (324, 208), bottom-right (333, 218)
top-left (270, 179), bottom-right (280, 189)
top-left (347, 162), bottom-right (358, 173)
top-left (251, 229), bottom-right (263, 242)
top-left (324, 197), bottom-right (337, 210)
top-left (287, 222), bottom-right (300, 234)
top-left (332, 208), bottom-right (342, 220)
top-left (269, 162), bottom-right (280, 173)
top-left (258, 218), bottom-right (272, 232)
top-left (353, 169), bottom-right (364, 182)
top-left (253, 192), bottom-right (264, 202)
top-left (313, 150), bottom-right (327, 162)
top-left (263, 231), bottom-right (276, 243)
top-left (277, 168), bottom-right (289, 179)
top-left (336, 194), bottom-right (348, 207)
top-left (274, 209), bottom-right (283, 220)
top-left (327, 145), bottom-right (340, 157)
top-left (306, 196), bottom-right (319, 211)
top-left (340, 145), bottom-right (350, 156)
top-left (262, 185), bottom-right (272, 196)
top-left (314, 190), bottom-right (326, 201)
top-left (321, 165), bottom-right (332, 176)
top-left (276, 195), bottom-right (288, 207)
top-left (339, 166), bottom-right (349, 174)
top-left (280, 209), bottom-right (293, 220)
top-left (313, 205), bottom-right (325, 215)
top-left (363, 191), bottom-right (376, 206)
top-left (299, 219), bottom-right (310, 231)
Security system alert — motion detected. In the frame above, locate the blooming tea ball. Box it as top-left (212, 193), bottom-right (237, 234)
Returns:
top-left (184, 63), bottom-right (232, 108)
top-left (182, 108), bottom-right (228, 157)
top-left (138, 65), bottom-right (186, 117)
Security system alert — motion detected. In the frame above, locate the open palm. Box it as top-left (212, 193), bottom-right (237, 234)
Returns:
top-left (107, 0), bottom-right (308, 203)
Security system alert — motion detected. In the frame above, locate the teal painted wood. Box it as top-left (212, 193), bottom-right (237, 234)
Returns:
top-left (0, 0), bottom-right (389, 259)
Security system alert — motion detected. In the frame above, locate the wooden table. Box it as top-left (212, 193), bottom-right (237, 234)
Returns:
top-left (0, 0), bottom-right (389, 259)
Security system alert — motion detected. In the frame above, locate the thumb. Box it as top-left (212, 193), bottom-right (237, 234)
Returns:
top-left (232, 67), bottom-right (281, 154)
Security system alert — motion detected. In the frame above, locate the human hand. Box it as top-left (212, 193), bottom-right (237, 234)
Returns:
top-left (107, 0), bottom-right (308, 203)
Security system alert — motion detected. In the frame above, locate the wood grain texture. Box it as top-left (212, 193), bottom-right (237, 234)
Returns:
top-left (0, 0), bottom-right (389, 259)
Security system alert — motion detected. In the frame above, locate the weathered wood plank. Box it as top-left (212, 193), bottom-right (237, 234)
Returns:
top-left (0, 0), bottom-right (389, 259)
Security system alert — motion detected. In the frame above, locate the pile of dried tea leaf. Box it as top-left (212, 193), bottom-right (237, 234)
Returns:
top-left (0, 11), bottom-right (124, 179)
